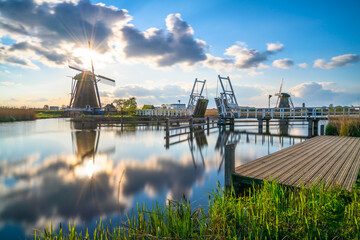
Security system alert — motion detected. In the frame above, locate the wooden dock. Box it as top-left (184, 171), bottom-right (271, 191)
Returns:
top-left (232, 136), bottom-right (360, 191)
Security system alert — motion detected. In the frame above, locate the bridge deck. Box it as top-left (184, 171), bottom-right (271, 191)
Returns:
top-left (234, 136), bottom-right (360, 191)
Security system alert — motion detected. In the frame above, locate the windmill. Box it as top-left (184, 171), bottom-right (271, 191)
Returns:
top-left (68, 45), bottom-right (115, 110)
top-left (275, 78), bottom-right (294, 108)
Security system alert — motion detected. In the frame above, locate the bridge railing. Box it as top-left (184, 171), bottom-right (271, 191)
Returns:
top-left (136, 109), bottom-right (193, 117)
top-left (220, 106), bottom-right (360, 119)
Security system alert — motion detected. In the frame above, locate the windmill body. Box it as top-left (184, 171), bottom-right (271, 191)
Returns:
top-left (72, 71), bottom-right (100, 109)
top-left (274, 79), bottom-right (294, 108)
top-left (68, 64), bottom-right (115, 111)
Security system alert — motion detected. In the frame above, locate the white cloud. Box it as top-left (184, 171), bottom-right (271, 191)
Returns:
top-left (313, 54), bottom-right (360, 69)
top-left (266, 42), bottom-right (284, 51)
top-left (272, 58), bottom-right (294, 69)
top-left (204, 42), bottom-right (284, 71)
top-left (0, 81), bottom-right (15, 85)
top-left (290, 82), bottom-right (360, 106)
top-left (120, 13), bottom-right (207, 67)
top-left (297, 63), bottom-right (308, 68)
top-left (248, 71), bottom-right (264, 76)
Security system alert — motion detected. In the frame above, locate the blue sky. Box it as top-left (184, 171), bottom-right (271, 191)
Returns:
top-left (0, 0), bottom-right (359, 108)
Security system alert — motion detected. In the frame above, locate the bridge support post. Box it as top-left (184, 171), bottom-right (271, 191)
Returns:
top-left (265, 119), bottom-right (270, 134)
top-left (313, 120), bottom-right (319, 136)
top-left (189, 117), bottom-right (193, 139)
top-left (308, 119), bottom-right (313, 137)
top-left (207, 117), bottom-right (210, 135)
top-left (165, 118), bottom-right (170, 149)
top-left (225, 144), bottom-right (235, 191)
top-left (258, 118), bottom-right (263, 134)
top-left (230, 118), bottom-right (235, 131)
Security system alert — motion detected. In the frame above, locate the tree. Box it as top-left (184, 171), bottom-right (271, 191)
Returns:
top-left (43, 105), bottom-right (49, 110)
top-left (113, 97), bottom-right (137, 114)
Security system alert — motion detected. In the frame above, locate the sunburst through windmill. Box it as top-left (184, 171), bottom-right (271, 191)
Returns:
top-left (67, 42), bottom-right (116, 112)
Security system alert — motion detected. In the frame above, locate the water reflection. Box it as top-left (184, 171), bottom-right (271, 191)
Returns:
top-left (0, 119), bottom-right (308, 239)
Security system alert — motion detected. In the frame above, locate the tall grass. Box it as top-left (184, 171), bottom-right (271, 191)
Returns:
top-left (36, 181), bottom-right (360, 239)
top-left (326, 116), bottom-right (360, 137)
top-left (0, 106), bottom-right (36, 122)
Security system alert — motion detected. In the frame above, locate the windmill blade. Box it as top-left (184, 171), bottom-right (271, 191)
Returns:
top-left (68, 64), bottom-right (90, 72)
top-left (279, 78), bottom-right (283, 93)
top-left (96, 75), bottom-right (116, 86)
top-left (276, 96), bottom-right (280, 107)
top-left (289, 97), bottom-right (294, 108)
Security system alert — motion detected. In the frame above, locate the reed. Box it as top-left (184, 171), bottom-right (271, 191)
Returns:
top-left (0, 106), bottom-right (36, 122)
top-left (36, 181), bottom-right (360, 239)
top-left (326, 116), bottom-right (360, 137)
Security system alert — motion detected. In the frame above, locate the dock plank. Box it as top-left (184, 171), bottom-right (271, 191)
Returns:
top-left (233, 136), bottom-right (360, 191)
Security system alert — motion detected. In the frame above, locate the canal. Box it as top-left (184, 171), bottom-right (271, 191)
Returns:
top-left (0, 118), bottom-right (313, 239)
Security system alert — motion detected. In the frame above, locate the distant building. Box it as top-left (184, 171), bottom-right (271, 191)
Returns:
top-left (161, 104), bottom-right (186, 110)
top-left (329, 104), bottom-right (334, 108)
top-left (104, 103), bottom-right (117, 113)
top-left (49, 106), bottom-right (59, 110)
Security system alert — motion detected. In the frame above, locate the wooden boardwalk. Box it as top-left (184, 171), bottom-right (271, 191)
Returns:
top-left (234, 136), bottom-right (360, 191)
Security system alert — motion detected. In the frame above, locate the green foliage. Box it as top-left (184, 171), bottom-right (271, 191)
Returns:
top-left (113, 97), bottom-right (137, 114)
top-left (327, 117), bottom-right (360, 137)
top-left (36, 181), bottom-right (360, 239)
top-left (326, 123), bottom-right (339, 135)
top-left (36, 110), bottom-right (64, 119)
top-left (142, 105), bottom-right (154, 110)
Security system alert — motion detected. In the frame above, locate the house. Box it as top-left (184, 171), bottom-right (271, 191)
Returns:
top-left (161, 104), bottom-right (186, 110)
top-left (104, 103), bottom-right (117, 113)
top-left (49, 106), bottom-right (59, 110)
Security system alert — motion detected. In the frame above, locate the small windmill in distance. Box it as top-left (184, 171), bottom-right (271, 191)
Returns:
top-left (68, 42), bottom-right (116, 111)
top-left (274, 78), bottom-right (294, 108)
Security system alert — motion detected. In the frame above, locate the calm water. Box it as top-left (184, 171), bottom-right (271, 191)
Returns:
top-left (0, 118), bottom-right (313, 239)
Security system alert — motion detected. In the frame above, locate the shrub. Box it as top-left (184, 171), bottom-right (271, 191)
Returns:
top-left (326, 123), bottom-right (339, 135)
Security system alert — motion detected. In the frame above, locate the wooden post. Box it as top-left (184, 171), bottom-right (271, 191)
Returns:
top-left (230, 118), bottom-right (235, 131)
top-left (189, 117), bottom-right (193, 139)
top-left (308, 119), bottom-right (313, 137)
top-left (165, 118), bottom-right (170, 149)
top-left (225, 144), bottom-right (235, 190)
top-left (207, 117), bottom-right (210, 135)
top-left (265, 119), bottom-right (270, 134)
top-left (121, 108), bottom-right (123, 131)
top-left (258, 118), bottom-right (263, 134)
top-left (313, 120), bottom-right (319, 136)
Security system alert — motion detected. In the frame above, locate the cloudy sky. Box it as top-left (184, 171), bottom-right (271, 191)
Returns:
top-left (0, 0), bottom-right (359, 108)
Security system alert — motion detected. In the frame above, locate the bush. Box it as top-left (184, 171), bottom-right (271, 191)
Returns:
top-left (326, 123), bottom-right (339, 135)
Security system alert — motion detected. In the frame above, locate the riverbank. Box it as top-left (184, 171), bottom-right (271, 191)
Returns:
top-left (37, 181), bottom-right (360, 239)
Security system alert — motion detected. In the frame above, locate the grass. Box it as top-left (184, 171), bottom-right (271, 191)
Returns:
top-left (36, 110), bottom-right (64, 119)
top-left (326, 116), bottom-right (360, 137)
top-left (0, 107), bottom-right (36, 122)
top-left (35, 181), bottom-right (360, 239)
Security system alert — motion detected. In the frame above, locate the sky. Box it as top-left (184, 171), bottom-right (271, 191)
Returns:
top-left (0, 0), bottom-right (359, 108)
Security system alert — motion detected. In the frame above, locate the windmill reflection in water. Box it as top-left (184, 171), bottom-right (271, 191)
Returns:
top-left (70, 122), bottom-right (115, 191)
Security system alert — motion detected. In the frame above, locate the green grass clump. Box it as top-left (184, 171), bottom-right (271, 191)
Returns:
top-left (36, 110), bottom-right (64, 119)
top-left (36, 181), bottom-right (360, 239)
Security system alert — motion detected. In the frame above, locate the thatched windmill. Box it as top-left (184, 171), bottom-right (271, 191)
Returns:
top-left (275, 78), bottom-right (294, 108)
top-left (68, 61), bottom-right (115, 110)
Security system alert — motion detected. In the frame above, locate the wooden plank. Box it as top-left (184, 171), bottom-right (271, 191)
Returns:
top-left (330, 139), bottom-right (360, 189)
top-left (233, 136), bottom-right (360, 191)
top-left (280, 137), bottom-right (352, 186)
top-left (236, 136), bottom-right (333, 176)
top-left (301, 137), bottom-right (356, 187)
top-left (254, 136), bottom-right (341, 181)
